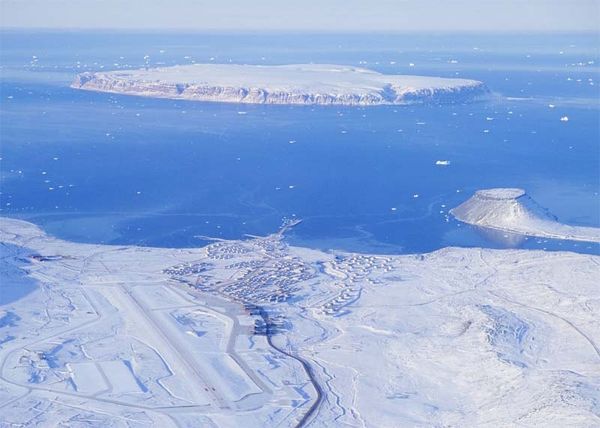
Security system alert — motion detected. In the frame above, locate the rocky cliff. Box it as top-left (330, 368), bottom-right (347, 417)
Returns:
top-left (71, 64), bottom-right (488, 106)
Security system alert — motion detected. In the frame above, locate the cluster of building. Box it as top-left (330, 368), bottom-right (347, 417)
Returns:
top-left (321, 286), bottom-right (362, 317)
top-left (161, 221), bottom-right (317, 338)
top-left (320, 254), bottom-right (394, 316)
top-left (252, 315), bottom-right (287, 336)
top-left (225, 260), bottom-right (264, 270)
top-left (251, 238), bottom-right (288, 258)
top-left (221, 257), bottom-right (314, 304)
top-left (332, 254), bottom-right (394, 283)
top-left (205, 241), bottom-right (253, 260)
top-left (162, 262), bottom-right (210, 276)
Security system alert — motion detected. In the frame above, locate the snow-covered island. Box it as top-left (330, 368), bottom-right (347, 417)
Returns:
top-left (1, 216), bottom-right (599, 426)
top-left (71, 64), bottom-right (488, 105)
top-left (450, 188), bottom-right (600, 243)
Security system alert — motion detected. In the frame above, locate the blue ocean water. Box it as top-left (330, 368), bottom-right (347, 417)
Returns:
top-left (1, 31), bottom-right (599, 254)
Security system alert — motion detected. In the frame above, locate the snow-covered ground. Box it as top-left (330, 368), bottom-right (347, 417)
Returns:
top-left (1, 217), bottom-right (599, 427)
top-left (450, 188), bottom-right (600, 243)
top-left (71, 64), bottom-right (488, 105)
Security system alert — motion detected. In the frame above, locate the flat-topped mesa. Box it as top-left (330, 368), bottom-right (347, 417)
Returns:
top-left (71, 64), bottom-right (488, 106)
top-left (450, 188), bottom-right (600, 243)
top-left (473, 188), bottom-right (527, 200)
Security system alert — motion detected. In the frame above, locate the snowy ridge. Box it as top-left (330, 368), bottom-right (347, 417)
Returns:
top-left (71, 64), bottom-right (488, 106)
top-left (450, 188), bottom-right (600, 243)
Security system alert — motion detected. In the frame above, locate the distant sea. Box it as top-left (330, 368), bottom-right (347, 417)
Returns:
top-left (1, 31), bottom-right (598, 254)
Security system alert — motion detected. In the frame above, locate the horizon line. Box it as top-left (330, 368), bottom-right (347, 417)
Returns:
top-left (1, 26), bottom-right (599, 35)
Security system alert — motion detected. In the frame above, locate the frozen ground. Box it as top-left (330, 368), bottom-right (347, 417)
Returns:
top-left (1, 216), bottom-right (599, 427)
top-left (451, 188), bottom-right (600, 243)
top-left (71, 64), bottom-right (487, 105)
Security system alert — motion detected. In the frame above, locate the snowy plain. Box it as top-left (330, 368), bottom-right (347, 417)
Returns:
top-left (1, 216), bottom-right (599, 427)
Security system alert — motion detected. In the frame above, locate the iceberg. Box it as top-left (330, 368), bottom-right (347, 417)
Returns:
top-left (71, 63), bottom-right (488, 106)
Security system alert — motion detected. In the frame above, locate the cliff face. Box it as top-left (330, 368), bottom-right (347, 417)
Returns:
top-left (70, 66), bottom-right (488, 106)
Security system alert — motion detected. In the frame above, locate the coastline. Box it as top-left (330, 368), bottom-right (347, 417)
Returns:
top-left (70, 63), bottom-right (488, 106)
top-left (1, 216), bottom-right (599, 426)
